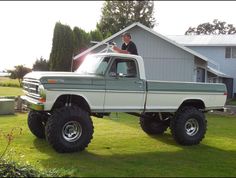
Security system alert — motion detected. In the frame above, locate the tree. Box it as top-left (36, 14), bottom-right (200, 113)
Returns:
top-left (73, 27), bottom-right (91, 55)
top-left (49, 22), bottom-right (74, 71)
top-left (8, 65), bottom-right (31, 86)
top-left (90, 29), bottom-right (103, 42)
top-left (97, 0), bottom-right (156, 38)
top-left (185, 19), bottom-right (236, 35)
top-left (33, 57), bottom-right (49, 71)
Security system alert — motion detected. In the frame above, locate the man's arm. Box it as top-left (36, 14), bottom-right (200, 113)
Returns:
top-left (112, 46), bottom-right (129, 54)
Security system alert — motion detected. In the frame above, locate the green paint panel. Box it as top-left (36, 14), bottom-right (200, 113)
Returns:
top-left (147, 81), bottom-right (227, 93)
top-left (41, 76), bottom-right (106, 91)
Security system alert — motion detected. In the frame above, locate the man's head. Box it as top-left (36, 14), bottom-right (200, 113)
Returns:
top-left (122, 32), bottom-right (131, 44)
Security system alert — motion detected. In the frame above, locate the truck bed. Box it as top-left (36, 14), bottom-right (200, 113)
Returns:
top-left (145, 80), bottom-right (227, 112)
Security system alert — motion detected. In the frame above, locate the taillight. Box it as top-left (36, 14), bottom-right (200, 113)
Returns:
top-left (224, 92), bottom-right (227, 96)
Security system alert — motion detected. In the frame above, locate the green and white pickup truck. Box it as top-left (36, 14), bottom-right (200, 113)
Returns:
top-left (21, 53), bottom-right (227, 153)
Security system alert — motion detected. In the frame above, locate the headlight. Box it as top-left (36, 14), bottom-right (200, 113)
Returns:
top-left (38, 85), bottom-right (46, 99)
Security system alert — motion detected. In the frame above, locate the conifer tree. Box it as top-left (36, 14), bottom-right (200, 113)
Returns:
top-left (49, 22), bottom-right (74, 71)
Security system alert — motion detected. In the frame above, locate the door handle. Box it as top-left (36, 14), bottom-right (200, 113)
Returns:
top-left (135, 81), bottom-right (143, 85)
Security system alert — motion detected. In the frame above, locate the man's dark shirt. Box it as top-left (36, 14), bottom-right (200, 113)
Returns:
top-left (121, 41), bottom-right (138, 55)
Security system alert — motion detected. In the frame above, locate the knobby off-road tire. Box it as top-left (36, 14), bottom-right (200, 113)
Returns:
top-left (140, 113), bottom-right (169, 135)
top-left (28, 111), bottom-right (47, 139)
top-left (45, 106), bottom-right (94, 153)
top-left (170, 106), bottom-right (207, 145)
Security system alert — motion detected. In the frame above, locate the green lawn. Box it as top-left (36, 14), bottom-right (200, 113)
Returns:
top-left (0, 87), bottom-right (23, 97)
top-left (227, 99), bottom-right (236, 106)
top-left (0, 112), bottom-right (236, 177)
top-left (0, 77), bottom-right (20, 87)
top-left (0, 77), bottom-right (22, 97)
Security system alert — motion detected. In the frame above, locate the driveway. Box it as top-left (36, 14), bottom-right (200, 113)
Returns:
top-left (225, 105), bottom-right (236, 114)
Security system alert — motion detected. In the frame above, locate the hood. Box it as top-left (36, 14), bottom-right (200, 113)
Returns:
top-left (24, 71), bottom-right (104, 85)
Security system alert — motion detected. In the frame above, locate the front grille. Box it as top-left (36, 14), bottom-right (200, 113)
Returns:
top-left (22, 78), bottom-right (40, 98)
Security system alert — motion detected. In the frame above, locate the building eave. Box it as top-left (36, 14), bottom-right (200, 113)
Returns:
top-left (207, 66), bottom-right (231, 78)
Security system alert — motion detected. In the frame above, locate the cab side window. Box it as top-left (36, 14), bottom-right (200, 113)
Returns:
top-left (109, 58), bottom-right (137, 78)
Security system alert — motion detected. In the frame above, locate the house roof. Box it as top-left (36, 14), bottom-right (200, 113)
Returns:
top-left (167, 35), bottom-right (236, 46)
top-left (73, 22), bottom-right (210, 63)
top-left (207, 66), bottom-right (231, 78)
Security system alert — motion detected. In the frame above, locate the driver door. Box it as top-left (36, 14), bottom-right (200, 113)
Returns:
top-left (104, 57), bottom-right (146, 112)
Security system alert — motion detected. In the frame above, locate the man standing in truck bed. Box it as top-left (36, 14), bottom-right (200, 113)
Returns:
top-left (112, 32), bottom-right (138, 55)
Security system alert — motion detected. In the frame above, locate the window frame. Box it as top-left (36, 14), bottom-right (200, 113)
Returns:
top-left (232, 47), bottom-right (236, 58)
top-left (225, 46), bottom-right (236, 59)
top-left (105, 57), bottom-right (140, 79)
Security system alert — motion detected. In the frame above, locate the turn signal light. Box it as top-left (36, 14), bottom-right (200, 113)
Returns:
top-left (39, 98), bottom-right (46, 103)
top-left (48, 79), bottom-right (57, 84)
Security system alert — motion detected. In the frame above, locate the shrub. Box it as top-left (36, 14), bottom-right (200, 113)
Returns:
top-left (0, 128), bottom-right (59, 177)
top-left (0, 77), bottom-right (21, 88)
top-left (0, 82), bottom-right (20, 88)
top-left (0, 159), bottom-right (58, 177)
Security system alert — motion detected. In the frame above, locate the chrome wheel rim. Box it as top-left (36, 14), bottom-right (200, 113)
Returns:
top-left (62, 121), bottom-right (82, 142)
top-left (185, 118), bottom-right (199, 136)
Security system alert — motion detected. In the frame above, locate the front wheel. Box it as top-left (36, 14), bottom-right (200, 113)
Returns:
top-left (170, 106), bottom-right (207, 145)
top-left (28, 111), bottom-right (48, 139)
top-left (45, 106), bottom-right (94, 153)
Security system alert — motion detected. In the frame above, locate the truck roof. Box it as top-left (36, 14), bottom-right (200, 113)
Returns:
top-left (90, 52), bottom-right (142, 59)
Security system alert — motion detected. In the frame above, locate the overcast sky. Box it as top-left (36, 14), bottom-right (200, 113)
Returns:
top-left (0, 1), bottom-right (236, 70)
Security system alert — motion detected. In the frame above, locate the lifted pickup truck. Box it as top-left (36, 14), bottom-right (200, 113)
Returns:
top-left (21, 53), bottom-right (227, 153)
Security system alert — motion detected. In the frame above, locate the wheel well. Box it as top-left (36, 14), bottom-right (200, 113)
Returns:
top-left (179, 99), bottom-right (205, 110)
top-left (52, 95), bottom-right (91, 113)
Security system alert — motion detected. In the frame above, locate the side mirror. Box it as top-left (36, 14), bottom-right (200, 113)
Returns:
top-left (109, 72), bottom-right (125, 78)
top-left (109, 72), bottom-right (117, 77)
top-left (118, 73), bottom-right (125, 77)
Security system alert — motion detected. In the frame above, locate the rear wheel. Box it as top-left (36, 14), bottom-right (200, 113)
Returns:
top-left (45, 106), bottom-right (94, 153)
top-left (27, 111), bottom-right (48, 139)
top-left (140, 113), bottom-right (169, 135)
top-left (170, 106), bottom-right (207, 145)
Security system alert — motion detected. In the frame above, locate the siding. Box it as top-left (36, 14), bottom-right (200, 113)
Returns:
top-left (189, 46), bottom-right (236, 94)
top-left (111, 27), bottom-right (195, 81)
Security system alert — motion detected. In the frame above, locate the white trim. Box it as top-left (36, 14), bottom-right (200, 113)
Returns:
top-left (87, 53), bottom-right (146, 80)
top-left (207, 66), bottom-right (232, 78)
top-left (106, 90), bottom-right (145, 94)
top-left (167, 35), bottom-right (236, 46)
top-left (148, 91), bottom-right (224, 95)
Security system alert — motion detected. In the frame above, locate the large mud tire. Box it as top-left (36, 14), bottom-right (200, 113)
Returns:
top-left (45, 106), bottom-right (94, 153)
top-left (28, 111), bottom-right (47, 139)
top-left (170, 106), bottom-right (207, 145)
top-left (140, 113), bottom-right (169, 135)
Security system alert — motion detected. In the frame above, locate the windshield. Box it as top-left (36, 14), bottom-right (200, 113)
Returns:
top-left (75, 55), bottom-right (110, 75)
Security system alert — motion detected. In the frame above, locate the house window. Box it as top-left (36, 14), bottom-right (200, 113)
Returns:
top-left (225, 47), bottom-right (231, 58)
top-left (225, 47), bottom-right (236, 59)
top-left (232, 47), bottom-right (236, 58)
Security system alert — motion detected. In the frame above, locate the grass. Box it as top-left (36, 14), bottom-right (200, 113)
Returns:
top-left (0, 77), bottom-right (20, 88)
top-left (0, 112), bottom-right (236, 177)
top-left (227, 99), bottom-right (236, 106)
top-left (0, 77), bottom-right (22, 97)
top-left (0, 87), bottom-right (23, 97)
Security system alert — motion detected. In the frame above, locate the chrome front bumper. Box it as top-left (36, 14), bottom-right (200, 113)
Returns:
top-left (20, 95), bottom-right (44, 111)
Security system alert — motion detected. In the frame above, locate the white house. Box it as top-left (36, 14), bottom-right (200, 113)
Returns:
top-left (73, 22), bottom-right (231, 96)
top-left (168, 35), bottom-right (236, 98)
